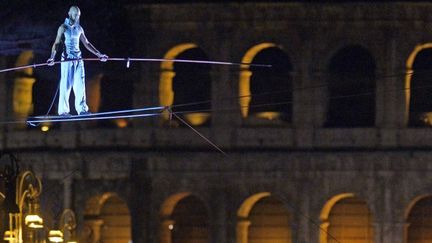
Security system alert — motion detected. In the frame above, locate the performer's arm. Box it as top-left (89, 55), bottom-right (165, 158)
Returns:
top-left (47, 25), bottom-right (65, 66)
top-left (80, 30), bottom-right (108, 62)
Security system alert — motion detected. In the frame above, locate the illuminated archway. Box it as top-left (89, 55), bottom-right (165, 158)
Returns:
top-left (239, 43), bottom-right (277, 118)
top-left (13, 50), bottom-right (36, 127)
top-left (160, 44), bottom-right (197, 119)
top-left (159, 192), bottom-right (191, 243)
top-left (237, 192), bottom-right (271, 218)
top-left (320, 193), bottom-right (374, 243)
top-left (86, 74), bottom-right (103, 114)
top-left (96, 73), bottom-right (130, 128)
top-left (405, 44), bottom-right (432, 126)
top-left (405, 195), bottom-right (432, 243)
top-left (83, 193), bottom-right (131, 243)
top-left (160, 192), bottom-right (192, 218)
top-left (237, 192), bottom-right (291, 243)
top-left (159, 193), bottom-right (209, 243)
top-left (160, 44), bottom-right (212, 126)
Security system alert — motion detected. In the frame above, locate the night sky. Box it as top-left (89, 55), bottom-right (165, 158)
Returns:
top-left (1, 0), bottom-right (425, 56)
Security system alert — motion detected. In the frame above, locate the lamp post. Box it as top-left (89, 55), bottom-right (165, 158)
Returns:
top-left (19, 171), bottom-right (44, 242)
top-left (48, 209), bottom-right (78, 243)
top-left (1, 152), bottom-right (20, 243)
top-left (1, 153), bottom-right (44, 243)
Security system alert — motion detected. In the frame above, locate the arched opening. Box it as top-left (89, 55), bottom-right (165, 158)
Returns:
top-left (160, 43), bottom-right (212, 127)
top-left (237, 193), bottom-right (291, 243)
top-left (406, 195), bottom-right (432, 242)
top-left (159, 193), bottom-right (209, 243)
top-left (86, 73), bottom-right (103, 114)
top-left (98, 71), bottom-right (132, 128)
top-left (320, 194), bottom-right (374, 243)
top-left (32, 61), bottom-right (59, 131)
top-left (13, 51), bottom-right (36, 129)
top-left (83, 193), bottom-right (131, 243)
top-left (325, 45), bottom-right (376, 127)
top-left (406, 45), bottom-right (432, 127)
top-left (171, 195), bottom-right (209, 243)
top-left (100, 195), bottom-right (131, 243)
top-left (159, 192), bottom-right (190, 243)
top-left (240, 43), bottom-right (293, 122)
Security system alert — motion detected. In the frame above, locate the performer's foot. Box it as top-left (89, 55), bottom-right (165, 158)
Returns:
top-left (79, 111), bottom-right (92, 115)
top-left (59, 113), bottom-right (71, 117)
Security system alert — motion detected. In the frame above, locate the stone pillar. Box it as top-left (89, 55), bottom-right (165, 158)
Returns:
top-left (0, 56), bottom-right (6, 147)
top-left (12, 76), bottom-right (35, 129)
top-left (311, 71), bottom-right (327, 128)
top-left (398, 222), bottom-right (409, 243)
top-left (129, 169), bottom-right (152, 243)
top-left (318, 221), bottom-right (330, 243)
top-left (82, 219), bottom-right (103, 243)
top-left (382, 30), bottom-right (405, 129)
top-left (0, 57), bottom-right (6, 120)
top-left (207, 189), bottom-right (229, 243)
top-left (375, 60), bottom-right (388, 129)
top-left (238, 70), bottom-right (252, 119)
top-left (131, 56), bottom-right (159, 128)
top-left (377, 221), bottom-right (407, 243)
top-left (206, 66), bottom-right (230, 152)
top-left (398, 64), bottom-right (410, 128)
top-left (292, 70), bottom-right (305, 127)
top-left (159, 70), bottom-right (175, 122)
top-left (236, 219), bottom-right (251, 243)
top-left (293, 68), bottom-right (314, 148)
top-left (372, 222), bottom-right (382, 243)
top-left (63, 177), bottom-right (73, 210)
top-left (159, 219), bottom-right (174, 243)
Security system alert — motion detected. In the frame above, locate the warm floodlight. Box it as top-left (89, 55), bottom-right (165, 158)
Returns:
top-left (25, 214), bottom-right (44, 228)
top-left (48, 230), bottom-right (64, 242)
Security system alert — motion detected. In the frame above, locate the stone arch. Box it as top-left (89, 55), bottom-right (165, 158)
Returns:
top-left (237, 192), bottom-right (292, 243)
top-left (160, 192), bottom-right (192, 218)
top-left (239, 43), bottom-right (276, 118)
top-left (320, 193), bottom-right (374, 243)
top-left (405, 194), bottom-right (432, 243)
top-left (325, 44), bottom-right (376, 127)
top-left (237, 192), bottom-right (270, 218)
top-left (159, 43), bottom-right (212, 126)
top-left (159, 192), bottom-right (191, 243)
top-left (159, 192), bottom-right (209, 243)
top-left (84, 192), bottom-right (118, 216)
top-left (405, 43), bottom-right (432, 127)
top-left (313, 38), bottom-right (380, 73)
top-left (13, 50), bottom-right (35, 128)
top-left (160, 43), bottom-right (197, 121)
top-left (239, 43), bottom-right (294, 121)
top-left (404, 195), bottom-right (432, 220)
top-left (83, 192), bottom-right (131, 243)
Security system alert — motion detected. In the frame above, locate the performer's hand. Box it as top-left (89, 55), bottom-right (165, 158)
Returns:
top-left (98, 54), bottom-right (108, 62)
top-left (47, 58), bottom-right (55, 66)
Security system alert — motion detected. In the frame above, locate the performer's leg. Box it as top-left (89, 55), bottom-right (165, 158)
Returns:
top-left (73, 60), bottom-right (89, 114)
top-left (58, 61), bottom-right (73, 115)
